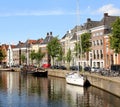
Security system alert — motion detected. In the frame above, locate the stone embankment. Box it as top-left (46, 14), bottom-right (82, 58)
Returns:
top-left (48, 69), bottom-right (120, 98)
top-left (12, 68), bottom-right (120, 97)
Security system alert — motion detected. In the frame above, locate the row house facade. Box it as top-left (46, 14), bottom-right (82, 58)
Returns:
top-left (89, 13), bottom-right (120, 68)
top-left (4, 32), bottom-right (53, 67)
top-left (1, 13), bottom-right (120, 69)
top-left (61, 13), bottom-right (120, 69)
top-left (12, 40), bottom-right (36, 66)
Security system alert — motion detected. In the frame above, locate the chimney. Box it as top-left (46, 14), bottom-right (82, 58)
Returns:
top-left (50, 32), bottom-right (52, 36)
top-left (47, 32), bottom-right (49, 36)
top-left (19, 41), bottom-right (21, 44)
top-left (104, 13), bottom-right (108, 17)
top-left (87, 18), bottom-right (91, 22)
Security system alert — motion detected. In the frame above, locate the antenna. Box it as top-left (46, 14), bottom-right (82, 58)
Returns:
top-left (76, 0), bottom-right (80, 27)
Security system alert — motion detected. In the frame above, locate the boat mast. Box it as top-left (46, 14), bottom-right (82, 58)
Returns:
top-left (76, 0), bottom-right (82, 71)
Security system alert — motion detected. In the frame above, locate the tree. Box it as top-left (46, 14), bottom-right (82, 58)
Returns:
top-left (35, 48), bottom-right (45, 67)
top-left (57, 46), bottom-right (64, 65)
top-left (81, 32), bottom-right (91, 61)
top-left (21, 54), bottom-right (26, 64)
top-left (30, 50), bottom-right (36, 65)
top-left (81, 33), bottom-right (91, 54)
top-left (74, 42), bottom-right (81, 67)
top-left (110, 17), bottom-right (120, 54)
top-left (47, 37), bottom-right (61, 66)
top-left (0, 49), bottom-right (6, 64)
top-left (74, 33), bottom-right (91, 66)
top-left (66, 48), bottom-right (72, 69)
top-left (74, 42), bottom-right (80, 57)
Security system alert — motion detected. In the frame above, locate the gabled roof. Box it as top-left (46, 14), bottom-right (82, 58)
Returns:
top-left (70, 33), bottom-right (77, 41)
top-left (61, 13), bottom-right (119, 40)
top-left (11, 45), bottom-right (16, 49)
top-left (99, 13), bottom-right (118, 27)
top-left (82, 19), bottom-right (100, 30)
top-left (62, 34), bottom-right (67, 39)
top-left (26, 39), bottom-right (37, 44)
top-left (14, 39), bottom-right (43, 48)
top-left (36, 38), bottom-right (43, 44)
top-left (42, 35), bottom-right (53, 44)
top-left (43, 36), bottom-right (53, 44)
top-left (15, 41), bottom-right (24, 48)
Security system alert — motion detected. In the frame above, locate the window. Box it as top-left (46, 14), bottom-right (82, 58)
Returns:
top-left (93, 34), bottom-right (95, 37)
top-left (100, 32), bottom-right (103, 36)
top-left (93, 41), bottom-right (95, 46)
top-left (94, 41), bottom-right (96, 46)
top-left (97, 40), bottom-right (99, 45)
top-left (96, 33), bottom-right (99, 36)
top-left (100, 40), bottom-right (103, 45)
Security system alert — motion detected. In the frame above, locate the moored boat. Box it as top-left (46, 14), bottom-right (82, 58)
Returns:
top-left (32, 71), bottom-right (48, 77)
top-left (66, 72), bottom-right (84, 86)
top-left (0, 68), bottom-right (14, 71)
top-left (20, 65), bottom-right (48, 77)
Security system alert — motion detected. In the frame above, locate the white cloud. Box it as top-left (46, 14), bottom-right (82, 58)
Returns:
top-left (0, 10), bottom-right (66, 17)
top-left (96, 4), bottom-right (120, 15)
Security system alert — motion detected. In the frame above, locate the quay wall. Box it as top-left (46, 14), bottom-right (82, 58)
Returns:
top-left (48, 69), bottom-right (69, 78)
top-left (13, 68), bottom-right (120, 97)
top-left (86, 73), bottom-right (120, 98)
top-left (48, 69), bottom-right (120, 97)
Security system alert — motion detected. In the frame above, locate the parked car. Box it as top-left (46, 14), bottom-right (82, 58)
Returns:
top-left (70, 66), bottom-right (78, 71)
top-left (70, 66), bottom-right (82, 71)
top-left (91, 67), bottom-right (97, 72)
top-left (42, 64), bottom-right (51, 68)
top-left (84, 67), bottom-right (91, 72)
top-left (59, 65), bottom-right (67, 70)
top-left (95, 68), bottom-right (104, 73)
top-left (50, 65), bottom-right (59, 69)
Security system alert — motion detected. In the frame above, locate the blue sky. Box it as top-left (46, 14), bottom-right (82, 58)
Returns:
top-left (0, 0), bottom-right (120, 44)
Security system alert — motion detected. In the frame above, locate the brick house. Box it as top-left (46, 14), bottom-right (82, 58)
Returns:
top-left (61, 13), bottom-right (120, 69)
top-left (12, 40), bottom-right (37, 66)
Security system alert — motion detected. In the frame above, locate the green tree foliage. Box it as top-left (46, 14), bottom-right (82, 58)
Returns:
top-left (74, 42), bottom-right (80, 57)
top-left (110, 17), bottom-right (120, 53)
top-left (47, 37), bottom-right (61, 66)
top-left (66, 48), bottom-right (72, 69)
top-left (30, 50), bottom-right (36, 64)
top-left (81, 33), bottom-right (91, 62)
top-left (57, 46), bottom-right (64, 65)
top-left (81, 33), bottom-right (91, 54)
top-left (0, 49), bottom-right (6, 62)
top-left (74, 33), bottom-right (91, 61)
top-left (35, 48), bottom-right (45, 67)
top-left (21, 54), bottom-right (26, 64)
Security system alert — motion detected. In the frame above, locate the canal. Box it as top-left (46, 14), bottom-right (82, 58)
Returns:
top-left (0, 71), bottom-right (120, 107)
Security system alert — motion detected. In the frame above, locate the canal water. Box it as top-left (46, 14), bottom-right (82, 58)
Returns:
top-left (0, 71), bottom-right (120, 107)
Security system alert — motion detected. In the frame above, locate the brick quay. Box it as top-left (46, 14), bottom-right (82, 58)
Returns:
top-left (48, 69), bottom-right (120, 98)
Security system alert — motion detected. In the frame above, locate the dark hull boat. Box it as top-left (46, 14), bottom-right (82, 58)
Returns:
top-left (32, 71), bottom-right (48, 77)
top-left (20, 65), bottom-right (48, 77)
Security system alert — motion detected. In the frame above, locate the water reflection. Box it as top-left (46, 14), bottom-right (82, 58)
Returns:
top-left (0, 71), bottom-right (120, 107)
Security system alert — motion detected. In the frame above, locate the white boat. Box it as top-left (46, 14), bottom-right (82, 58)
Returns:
top-left (66, 72), bottom-right (84, 86)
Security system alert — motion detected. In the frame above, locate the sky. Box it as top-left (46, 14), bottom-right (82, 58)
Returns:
top-left (0, 0), bottom-right (120, 44)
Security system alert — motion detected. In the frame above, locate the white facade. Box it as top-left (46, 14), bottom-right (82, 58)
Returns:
top-left (7, 44), bottom-right (13, 67)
